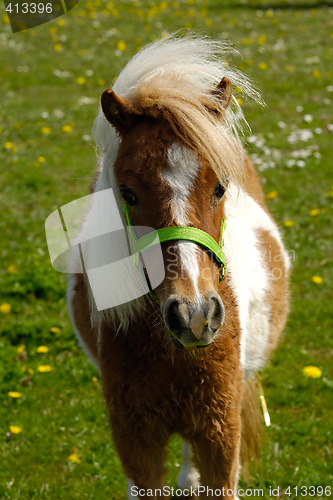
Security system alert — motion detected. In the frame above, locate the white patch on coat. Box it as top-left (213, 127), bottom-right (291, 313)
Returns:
top-left (177, 442), bottom-right (200, 490)
top-left (224, 182), bottom-right (290, 375)
top-left (162, 143), bottom-right (201, 298)
top-left (163, 143), bottom-right (200, 225)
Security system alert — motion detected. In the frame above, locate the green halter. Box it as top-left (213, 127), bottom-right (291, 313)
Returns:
top-left (122, 203), bottom-right (227, 301)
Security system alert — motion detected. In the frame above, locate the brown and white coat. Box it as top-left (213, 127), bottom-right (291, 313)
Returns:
top-left (67, 36), bottom-right (290, 499)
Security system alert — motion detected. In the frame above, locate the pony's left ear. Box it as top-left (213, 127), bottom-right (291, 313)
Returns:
top-left (101, 89), bottom-right (137, 135)
top-left (208, 77), bottom-right (233, 116)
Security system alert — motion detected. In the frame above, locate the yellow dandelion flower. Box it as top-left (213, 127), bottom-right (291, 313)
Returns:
top-left (37, 156), bottom-right (46, 164)
top-left (242, 38), bottom-right (254, 46)
top-left (57, 18), bottom-right (66, 26)
top-left (7, 264), bottom-right (17, 273)
top-left (0, 303), bottom-right (11, 313)
top-left (50, 326), bottom-right (60, 333)
top-left (54, 43), bottom-right (63, 52)
top-left (62, 124), bottom-right (73, 133)
top-left (309, 209), bottom-right (320, 216)
top-left (37, 365), bottom-right (53, 373)
top-left (9, 425), bottom-right (22, 434)
top-left (303, 366), bottom-right (322, 378)
top-left (49, 27), bottom-right (57, 34)
top-left (17, 345), bottom-right (26, 354)
top-left (98, 78), bottom-right (106, 86)
top-left (92, 376), bottom-right (98, 383)
top-left (21, 366), bottom-right (27, 373)
top-left (312, 70), bottom-right (320, 78)
top-left (259, 62), bottom-right (269, 70)
top-left (8, 392), bottom-right (22, 399)
top-left (28, 368), bottom-right (34, 375)
top-left (76, 77), bottom-right (86, 85)
top-left (36, 345), bottom-right (50, 354)
top-left (117, 40), bottom-right (126, 52)
top-left (312, 275), bottom-right (323, 284)
top-left (68, 452), bottom-right (81, 464)
top-left (41, 127), bottom-right (52, 135)
top-left (266, 191), bottom-right (278, 200)
top-left (257, 34), bottom-right (267, 45)
top-left (4, 142), bottom-right (14, 150)
top-left (284, 220), bottom-right (295, 227)
top-left (205, 19), bottom-right (213, 27)
top-left (236, 97), bottom-right (244, 106)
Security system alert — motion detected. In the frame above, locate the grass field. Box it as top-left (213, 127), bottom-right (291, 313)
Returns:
top-left (0, 0), bottom-right (332, 498)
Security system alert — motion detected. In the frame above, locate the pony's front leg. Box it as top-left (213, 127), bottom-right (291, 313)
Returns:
top-left (110, 415), bottom-right (170, 499)
top-left (193, 410), bottom-right (241, 500)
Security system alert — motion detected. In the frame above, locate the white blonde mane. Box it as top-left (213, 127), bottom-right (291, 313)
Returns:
top-left (94, 34), bottom-right (261, 178)
top-left (89, 35), bottom-right (262, 330)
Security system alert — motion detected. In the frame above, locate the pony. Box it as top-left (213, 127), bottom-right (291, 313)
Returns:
top-left (67, 35), bottom-right (290, 499)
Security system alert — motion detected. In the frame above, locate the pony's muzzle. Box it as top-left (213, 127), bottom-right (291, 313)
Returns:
top-left (162, 292), bottom-right (224, 349)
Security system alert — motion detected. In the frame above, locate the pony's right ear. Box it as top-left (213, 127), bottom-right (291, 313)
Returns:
top-left (213, 77), bottom-right (233, 109)
top-left (101, 89), bottom-right (137, 135)
top-left (205, 77), bottom-right (233, 119)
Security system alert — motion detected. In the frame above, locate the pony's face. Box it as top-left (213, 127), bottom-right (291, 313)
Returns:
top-left (102, 88), bottom-right (231, 350)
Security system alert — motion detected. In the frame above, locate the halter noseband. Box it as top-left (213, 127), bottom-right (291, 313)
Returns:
top-left (122, 203), bottom-right (226, 302)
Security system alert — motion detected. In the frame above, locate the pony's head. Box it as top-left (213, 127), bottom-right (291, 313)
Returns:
top-left (93, 36), bottom-right (260, 349)
top-left (100, 80), bottom-right (237, 350)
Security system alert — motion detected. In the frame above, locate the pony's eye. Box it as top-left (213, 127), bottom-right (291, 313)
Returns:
top-left (120, 186), bottom-right (138, 206)
top-left (213, 182), bottom-right (226, 200)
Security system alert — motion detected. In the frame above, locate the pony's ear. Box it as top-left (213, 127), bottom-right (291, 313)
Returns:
top-left (101, 89), bottom-right (137, 135)
top-left (208, 77), bottom-right (233, 116)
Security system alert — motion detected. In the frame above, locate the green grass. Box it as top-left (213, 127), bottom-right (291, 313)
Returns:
top-left (0, 0), bottom-right (332, 498)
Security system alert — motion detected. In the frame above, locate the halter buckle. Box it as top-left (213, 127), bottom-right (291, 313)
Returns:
top-left (219, 264), bottom-right (225, 283)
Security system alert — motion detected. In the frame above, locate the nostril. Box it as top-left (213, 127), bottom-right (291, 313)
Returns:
top-left (208, 294), bottom-right (225, 333)
top-left (165, 300), bottom-right (180, 332)
top-left (164, 299), bottom-right (189, 335)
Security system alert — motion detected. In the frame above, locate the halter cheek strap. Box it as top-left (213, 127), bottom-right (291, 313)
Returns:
top-left (122, 203), bottom-right (227, 301)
